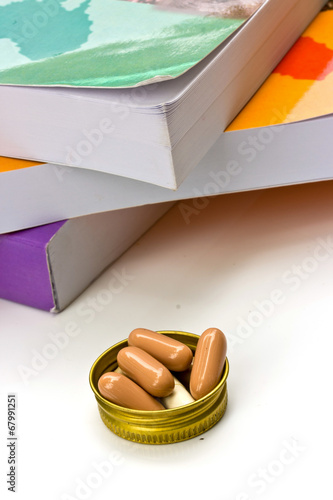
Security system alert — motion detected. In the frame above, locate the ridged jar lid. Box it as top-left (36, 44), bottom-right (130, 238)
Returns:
top-left (89, 331), bottom-right (229, 445)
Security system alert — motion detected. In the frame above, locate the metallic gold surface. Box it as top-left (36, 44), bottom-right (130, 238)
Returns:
top-left (89, 331), bottom-right (229, 444)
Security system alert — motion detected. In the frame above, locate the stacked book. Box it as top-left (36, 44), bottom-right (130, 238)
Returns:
top-left (0, 0), bottom-right (331, 312)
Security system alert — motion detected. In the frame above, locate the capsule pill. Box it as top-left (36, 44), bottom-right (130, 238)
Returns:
top-left (190, 327), bottom-right (227, 400)
top-left (128, 328), bottom-right (193, 371)
top-left (98, 372), bottom-right (165, 411)
top-left (117, 346), bottom-right (175, 398)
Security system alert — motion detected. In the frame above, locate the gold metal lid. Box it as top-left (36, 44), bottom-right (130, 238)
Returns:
top-left (89, 331), bottom-right (229, 444)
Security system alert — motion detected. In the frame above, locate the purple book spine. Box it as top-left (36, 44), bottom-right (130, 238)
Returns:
top-left (0, 221), bottom-right (66, 311)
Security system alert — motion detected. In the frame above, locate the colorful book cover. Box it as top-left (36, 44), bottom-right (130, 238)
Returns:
top-left (0, 220), bottom-right (66, 311)
top-left (0, 155), bottom-right (41, 173)
top-left (0, 0), bottom-right (265, 88)
top-left (227, 5), bottom-right (333, 131)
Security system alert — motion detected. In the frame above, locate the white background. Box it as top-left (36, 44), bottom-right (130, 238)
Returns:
top-left (1, 180), bottom-right (333, 500)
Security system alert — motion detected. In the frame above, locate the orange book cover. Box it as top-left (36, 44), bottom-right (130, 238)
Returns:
top-left (227, 6), bottom-right (333, 131)
top-left (0, 156), bottom-right (41, 173)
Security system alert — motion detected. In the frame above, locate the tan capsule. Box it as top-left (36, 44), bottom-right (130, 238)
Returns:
top-left (190, 328), bottom-right (227, 400)
top-left (128, 328), bottom-right (193, 371)
top-left (98, 372), bottom-right (164, 411)
top-left (117, 346), bottom-right (175, 398)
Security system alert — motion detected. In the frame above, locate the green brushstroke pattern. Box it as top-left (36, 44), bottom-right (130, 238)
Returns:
top-left (0, 0), bottom-right (92, 60)
top-left (0, 0), bottom-right (244, 88)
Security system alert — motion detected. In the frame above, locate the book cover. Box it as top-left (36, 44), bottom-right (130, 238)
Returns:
top-left (0, 202), bottom-right (173, 311)
top-left (227, 6), bottom-right (333, 131)
top-left (0, 155), bottom-right (41, 173)
top-left (0, 0), bottom-right (264, 87)
top-left (0, 220), bottom-right (65, 311)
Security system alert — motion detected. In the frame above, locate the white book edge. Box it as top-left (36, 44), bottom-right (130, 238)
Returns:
top-left (1, 114), bottom-right (332, 234)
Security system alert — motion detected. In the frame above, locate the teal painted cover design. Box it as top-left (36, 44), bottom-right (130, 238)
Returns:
top-left (0, 0), bottom-right (264, 88)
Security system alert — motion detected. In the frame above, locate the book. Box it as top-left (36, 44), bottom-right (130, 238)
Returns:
top-left (2, 4), bottom-right (333, 234)
top-left (226, 6), bottom-right (333, 131)
top-left (0, 0), bottom-right (326, 189)
top-left (0, 0), bottom-right (259, 88)
top-left (2, 113), bottom-right (333, 233)
top-left (0, 201), bottom-right (173, 311)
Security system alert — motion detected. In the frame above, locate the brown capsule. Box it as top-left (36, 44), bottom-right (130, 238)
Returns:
top-left (98, 372), bottom-right (164, 411)
top-left (128, 328), bottom-right (193, 371)
top-left (117, 346), bottom-right (175, 398)
top-left (190, 328), bottom-right (227, 400)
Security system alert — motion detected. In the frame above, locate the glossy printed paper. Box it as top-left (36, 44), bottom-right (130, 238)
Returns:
top-left (0, 0), bottom-right (265, 88)
top-left (227, 7), bottom-right (333, 130)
